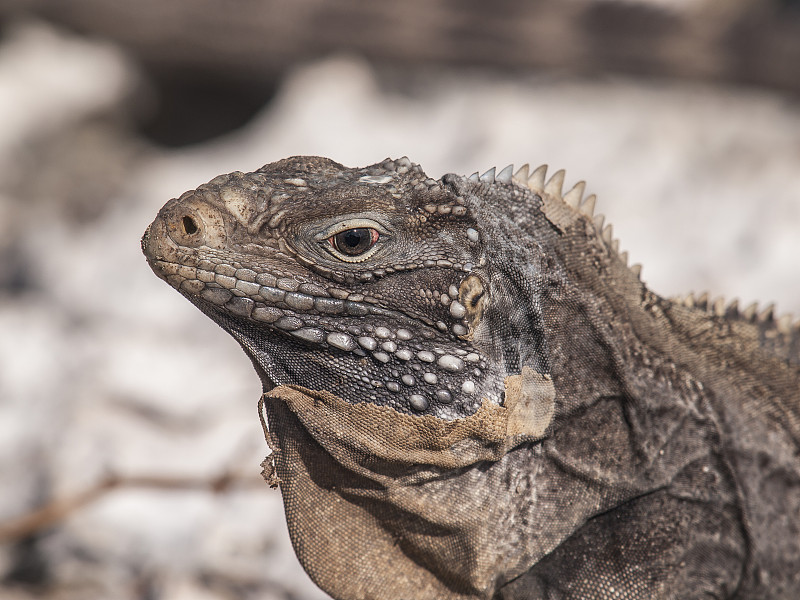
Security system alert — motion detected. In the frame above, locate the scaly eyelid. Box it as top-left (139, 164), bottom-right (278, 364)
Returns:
top-left (313, 218), bottom-right (391, 242)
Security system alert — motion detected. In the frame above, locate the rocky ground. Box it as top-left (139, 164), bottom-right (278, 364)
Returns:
top-left (0, 18), bottom-right (798, 600)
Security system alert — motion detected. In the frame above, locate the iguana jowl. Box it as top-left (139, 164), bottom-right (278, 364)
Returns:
top-left (142, 156), bottom-right (800, 599)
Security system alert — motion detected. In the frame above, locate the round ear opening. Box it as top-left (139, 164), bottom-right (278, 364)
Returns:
top-left (459, 274), bottom-right (486, 336)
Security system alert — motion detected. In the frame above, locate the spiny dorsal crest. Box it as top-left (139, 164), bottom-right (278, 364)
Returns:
top-left (479, 163), bottom-right (797, 337)
top-left (469, 163), bottom-right (642, 279)
top-left (471, 162), bottom-right (642, 280)
top-left (671, 293), bottom-right (799, 335)
top-left (469, 163), bottom-right (798, 336)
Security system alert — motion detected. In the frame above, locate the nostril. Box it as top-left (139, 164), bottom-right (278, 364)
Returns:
top-left (182, 215), bottom-right (199, 235)
top-left (163, 203), bottom-right (224, 248)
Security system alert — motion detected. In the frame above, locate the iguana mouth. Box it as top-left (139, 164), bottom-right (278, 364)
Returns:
top-left (143, 251), bottom-right (496, 418)
top-left (147, 255), bottom-right (484, 364)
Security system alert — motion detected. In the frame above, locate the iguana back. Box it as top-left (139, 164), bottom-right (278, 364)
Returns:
top-left (143, 156), bottom-right (800, 599)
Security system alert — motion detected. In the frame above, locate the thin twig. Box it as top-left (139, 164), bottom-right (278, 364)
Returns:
top-left (0, 472), bottom-right (263, 543)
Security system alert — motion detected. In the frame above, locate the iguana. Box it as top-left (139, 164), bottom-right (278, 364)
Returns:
top-left (142, 156), bottom-right (800, 599)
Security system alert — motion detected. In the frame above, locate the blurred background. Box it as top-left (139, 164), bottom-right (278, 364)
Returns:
top-left (0, 1), bottom-right (798, 598)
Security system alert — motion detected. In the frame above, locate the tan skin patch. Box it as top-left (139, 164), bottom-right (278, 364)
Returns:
top-left (458, 274), bottom-right (485, 340)
top-left (503, 367), bottom-right (556, 438)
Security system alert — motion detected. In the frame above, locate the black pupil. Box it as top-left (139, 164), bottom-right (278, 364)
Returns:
top-left (334, 228), bottom-right (372, 255)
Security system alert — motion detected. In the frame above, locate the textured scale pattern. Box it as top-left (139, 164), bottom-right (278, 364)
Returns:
top-left (143, 156), bottom-right (800, 600)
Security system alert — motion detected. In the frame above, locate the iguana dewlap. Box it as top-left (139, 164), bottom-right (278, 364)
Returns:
top-left (143, 157), bottom-right (800, 600)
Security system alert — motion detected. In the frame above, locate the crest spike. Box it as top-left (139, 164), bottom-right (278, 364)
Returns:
top-left (527, 164), bottom-right (548, 192)
top-left (777, 314), bottom-right (793, 334)
top-left (601, 224), bottom-right (614, 245)
top-left (712, 296), bottom-right (726, 317)
top-left (742, 302), bottom-right (758, 321)
top-left (563, 181), bottom-right (586, 208)
top-left (496, 164), bottom-right (514, 184)
top-left (758, 303), bottom-right (775, 322)
top-left (513, 164), bottom-right (530, 183)
top-left (579, 194), bottom-right (596, 217)
top-left (544, 169), bottom-right (566, 198)
top-left (480, 167), bottom-right (496, 183)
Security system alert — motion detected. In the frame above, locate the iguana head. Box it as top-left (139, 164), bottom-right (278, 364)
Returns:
top-left (143, 156), bottom-right (555, 420)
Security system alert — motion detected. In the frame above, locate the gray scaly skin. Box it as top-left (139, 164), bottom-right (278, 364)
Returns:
top-left (143, 156), bottom-right (800, 599)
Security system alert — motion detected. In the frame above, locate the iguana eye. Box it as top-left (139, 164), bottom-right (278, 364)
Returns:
top-left (317, 218), bottom-right (387, 262)
top-left (329, 227), bottom-right (379, 257)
